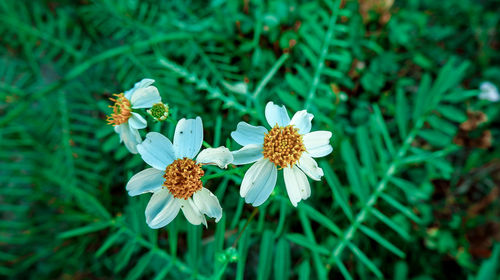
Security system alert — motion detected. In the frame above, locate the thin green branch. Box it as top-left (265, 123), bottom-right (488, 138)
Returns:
top-left (232, 207), bottom-right (259, 248)
top-left (327, 117), bottom-right (426, 264)
top-left (252, 53), bottom-right (290, 99)
top-left (304, 0), bottom-right (340, 109)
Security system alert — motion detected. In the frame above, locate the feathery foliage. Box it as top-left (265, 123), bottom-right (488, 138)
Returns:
top-left (1, 0), bottom-right (500, 279)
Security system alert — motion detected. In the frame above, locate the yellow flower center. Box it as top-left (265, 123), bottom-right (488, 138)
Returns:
top-left (262, 124), bottom-right (305, 168)
top-left (163, 158), bottom-right (204, 199)
top-left (106, 93), bottom-right (132, 126)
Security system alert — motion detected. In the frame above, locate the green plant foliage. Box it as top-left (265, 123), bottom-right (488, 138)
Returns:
top-left (1, 0), bottom-right (499, 279)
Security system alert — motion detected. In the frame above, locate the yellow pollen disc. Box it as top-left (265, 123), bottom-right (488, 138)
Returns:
top-left (262, 124), bottom-right (306, 168)
top-left (163, 158), bottom-right (204, 199)
top-left (106, 93), bottom-right (132, 126)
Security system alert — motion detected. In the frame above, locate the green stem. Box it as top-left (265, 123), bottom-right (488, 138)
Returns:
top-left (202, 167), bottom-right (243, 182)
top-left (304, 0), bottom-right (340, 110)
top-left (232, 207), bottom-right (259, 248)
top-left (328, 117), bottom-right (425, 264)
top-left (252, 53), bottom-right (290, 99)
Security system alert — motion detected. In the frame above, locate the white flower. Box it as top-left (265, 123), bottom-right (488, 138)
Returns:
top-left (107, 79), bottom-right (161, 154)
top-left (230, 102), bottom-right (332, 207)
top-left (479, 82), bottom-right (499, 102)
top-left (126, 117), bottom-right (233, 228)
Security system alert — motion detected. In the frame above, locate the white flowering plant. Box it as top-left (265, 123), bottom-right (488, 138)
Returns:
top-left (6, 1), bottom-right (500, 279)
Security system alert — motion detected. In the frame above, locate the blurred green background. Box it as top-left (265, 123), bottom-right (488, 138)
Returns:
top-left (1, 0), bottom-right (500, 279)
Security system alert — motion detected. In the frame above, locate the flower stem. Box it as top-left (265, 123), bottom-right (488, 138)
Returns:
top-left (232, 207), bottom-right (259, 248)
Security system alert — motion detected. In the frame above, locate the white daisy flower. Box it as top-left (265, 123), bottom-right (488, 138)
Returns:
top-left (107, 79), bottom-right (161, 154)
top-left (479, 81), bottom-right (499, 102)
top-left (126, 117), bottom-right (233, 228)
top-left (230, 102), bottom-right (333, 207)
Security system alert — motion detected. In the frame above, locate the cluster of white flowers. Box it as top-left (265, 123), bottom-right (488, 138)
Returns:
top-left (107, 79), bottom-right (333, 229)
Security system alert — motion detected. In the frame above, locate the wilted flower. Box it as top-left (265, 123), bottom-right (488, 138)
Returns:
top-left (126, 117), bottom-right (233, 228)
top-left (230, 102), bottom-right (333, 207)
top-left (107, 79), bottom-right (161, 153)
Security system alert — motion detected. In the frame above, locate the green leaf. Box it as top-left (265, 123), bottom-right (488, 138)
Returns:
top-left (58, 221), bottom-right (112, 239)
top-left (370, 208), bottom-right (410, 240)
top-left (346, 241), bottom-right (383, 278)
top-left (125, 251), bottom-right (155, 280)
top-left (187, 224), bottom-right (201, 271)
top-left (273, 238), bottom-right (291, 280)
top-left (356, 125), bottom-right (377, 186)
top-left (341, 139), bottom-right (368, 202)
top-left (320, 162), bottom-right (353, 221)
top-left (372, 105), bottom-right (395, 156)
top-left (418, 129), bottom-right (452, 147)
top-left (396, 88), bottom-right (409, 139)
top-left (379, 193), bottom-right (422, 224)
top-left (333, 256), bottom-right (353, 280)
top-left (476, 244), bottom-right (500, 280)
top-left (257, 230), bottom-right (275, 280)
top-left (300, 203), bottom-right (342, 237)
top-left (153, 266), bottom-right (172, 280)
top-left (286, 234), bottom-right (329, 255)
top-left (413, 73), bottom-right (432, 120)
top-left (236, 223), bottom-right (252, 280)
top-left (427, 115), bottom-right (458, 136)
top-left (443, 89), bottom-right (479, 102)
top-left (436, 105), bottom-right (467, 123)
top-left (359, 225), bottom-right (405, 258)
top-left (393, 261), bottom-right (409, 280)
top-left (428, 59), bottom-right (469, 109)
top-left (95, 229), bottom-right (124, 257)
top-left (298, 260), bottom-right (311, 280)
top-left (115, 241), bottom-right (138, 272)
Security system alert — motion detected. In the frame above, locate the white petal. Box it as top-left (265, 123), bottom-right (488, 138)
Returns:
top-left (231, 144), bottom-right (263, 165)
top-left (192, 188), bottom-right (223, 222)
top-left (240, 158), bottom-right (277, 207)
top-left (129, 112), bottom-right (147, 129)
top-left (124, 78), bottom-right (155, 100)
top-left (265, 101), bottom-right (290, 127)
top-left (230, 122), bottom-right (268, 146)
top-left (145, 190), bottom-right (180, 229)
top-left (126, 168), bottom-right (164, 196)
top-left (283, 166), bottom-right (311, 207)
top-left (137, 132), bottom-right (176, 170)
top-left (303, 131), bottom-right (333, 158)
top-left (131, 86), bottom-right (161, 109)
top-left (173, 117), bottom-right (203, 159)
top-left (196, 146), bottom-right (233, 169)
top-left (179, 198), bottom-right (207, 227)
top-left (290, 110), bottom-right (314, 134)
top-left (114, 125), bottom-right (121, 134)
top-left (124, 79), bottom-right (155, 100)
top-left (297, 153), bottom-right (324, 181)
top-left (120, 123), bottom-right (141, 154)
